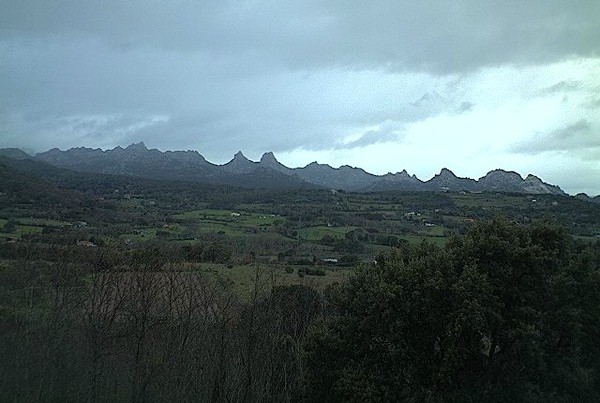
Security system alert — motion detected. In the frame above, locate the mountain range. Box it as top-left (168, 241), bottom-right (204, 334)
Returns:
top-left (0, 142), bottom-right (575, 196)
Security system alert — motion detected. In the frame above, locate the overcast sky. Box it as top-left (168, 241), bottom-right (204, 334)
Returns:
top-left (1, 1), bottom-right (599, 195)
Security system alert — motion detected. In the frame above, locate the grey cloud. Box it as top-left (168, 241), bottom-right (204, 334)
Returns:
top-left (510, 120), bottom-right (600, 154)
top-left (340, 123), bottom-right (405, 149)
top-left (0, 110), bottom-right (168, 152)
top-left (1, 28), bottom-right (458, 156)
top-left (410, 91), bottom-right (449, 108)
top-left (408, 89), bottom-right (475, 118)
top-left (457, 102), bottom-right (474, 113)
top-left (134, 109), bottom-right (352, 161)
top-left (1, 1), bottom-right (600, 197)
top-left (411, 93), bottom-right (433, 107)
top-left (2, 1), bottom-right (599, 74)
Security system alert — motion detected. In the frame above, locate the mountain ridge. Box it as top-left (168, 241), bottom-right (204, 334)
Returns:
top-left (0, 144), bottom-right (570, 195)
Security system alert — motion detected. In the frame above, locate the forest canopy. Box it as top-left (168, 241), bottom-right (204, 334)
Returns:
top-left (305, 218), bottom-right (600, 402)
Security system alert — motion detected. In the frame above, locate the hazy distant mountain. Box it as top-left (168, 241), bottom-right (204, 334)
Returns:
top-left (521, 174), bottom-right (565, 195)
top-left (423, 168), bottom-right (480, 192)
top-left (0, 148), bottom-right (31, 160)
top-left (478, 169), bottom-right (526, 193)
top-left (361, 170), bottom-right (424, 192)
top-left (478, 170), bottom-right (564, 195)
top-left (0, 143), bottom-right (569, 194)
top-left (574, 193), bottom-right (600, 204)
top-left (259, 152), bottom-right (294, 175)
top-left (35, 143), bottom-right (315, 189)
top-left (221, 151), bottom-right (259, 174)
top-left (292, 162), bottom-right (374, 191)
top-left (0, 156), bottom-right (85, 208)
top-left (257, 152), bottom-right (423, 191)
top-left (36, 142), bottom-right (217, 181)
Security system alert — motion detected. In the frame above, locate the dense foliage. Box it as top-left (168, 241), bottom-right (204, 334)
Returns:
top-left (1, 218), bottom-right (598, 402)
top-left (305, 218), bottom-right (600, 402)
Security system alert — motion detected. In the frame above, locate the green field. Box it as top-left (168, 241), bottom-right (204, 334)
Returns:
top-left (175, 208), bottom-right (276, 222)
top-left (297, 226), bottom-right (356, 241)
top-left (199, 263), bottom-right (353, 301)
top-left (0, 218), bottom-right (45, 238)
top-left (451, 193), bottom-right (531, 208)
top-left (402, 235), bottom-right (449, 246)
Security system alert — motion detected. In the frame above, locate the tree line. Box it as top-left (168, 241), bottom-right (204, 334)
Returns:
top-left (1, 218), bottom-right (599, 401)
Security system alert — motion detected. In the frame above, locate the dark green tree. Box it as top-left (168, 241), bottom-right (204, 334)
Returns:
top-left (304, 218), bottom-right (600, 402)
top-left (2, 218), bottom-right (17, 233)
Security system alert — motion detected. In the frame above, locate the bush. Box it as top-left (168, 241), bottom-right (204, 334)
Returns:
top-left (298, 267), bottom-right (326, 276)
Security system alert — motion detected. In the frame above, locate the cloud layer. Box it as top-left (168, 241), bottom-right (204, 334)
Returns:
top-left (1, 1), bottom-right (600, 194)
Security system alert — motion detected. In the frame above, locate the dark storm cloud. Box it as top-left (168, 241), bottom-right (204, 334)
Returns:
top-left (510, 120), bottom-right (600, 154)
top-left (2, 0), bottom-right (599, 73)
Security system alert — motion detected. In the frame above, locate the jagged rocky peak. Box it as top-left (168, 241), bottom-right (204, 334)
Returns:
top-left (165, 149), bottom-right (209, 163)
top-left (437, 168), bottom-right (457, 177)
top-left (67, 147), bottom-right (101, 157)
top-left (380, 169), bottom-right (419, 183)
top-left (524, 173), bottom-right (542, 182)
top-left (222, 151), bottom-right (258, 173)
top-left (339, 164), bottom-right (362, 171)
top-left (232, 151), bottom-right (250, 161)
top-left (225, 151), bottom-right (255, 167)
top-left (260, 151), bottom-right (279, 164)
top-left (523, 174), bottom-right (545, 187)
top-left (478, 169), bottom-right (524, 191)
top-left (425, 167), bottom-right (479, 191)
top-left (305, 161), bottom-right (327, 169)
top-left (258, 151), bottom-right (292, 174)
top-left (522, 174), bottom-right (561, 195)
top-left (125, 142), bottom-right (148, 153)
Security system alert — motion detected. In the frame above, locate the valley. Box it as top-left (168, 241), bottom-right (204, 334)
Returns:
top-left (1, 153), bottom-right (600, 401)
